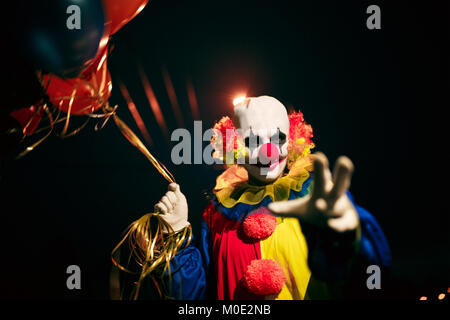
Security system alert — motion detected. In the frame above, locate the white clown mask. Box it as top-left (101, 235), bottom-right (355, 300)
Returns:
top-left (233, 96), bottom-right (290, 183)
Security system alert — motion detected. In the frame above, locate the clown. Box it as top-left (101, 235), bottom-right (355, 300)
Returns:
top-left (115, 96), bottom-right (391, 300)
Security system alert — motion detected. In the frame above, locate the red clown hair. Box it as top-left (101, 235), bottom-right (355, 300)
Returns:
top-left (212, 116), bottom-right (238, 153)
top-left (210, 116), bottom-right (245, 162)
top-left (286, 111), bottom-right (314, 168)
top-left (210, 110), bottom-right (314, 167)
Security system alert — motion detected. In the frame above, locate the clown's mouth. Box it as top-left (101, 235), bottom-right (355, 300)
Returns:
top-left (251, 156), bottom-right (287, 170)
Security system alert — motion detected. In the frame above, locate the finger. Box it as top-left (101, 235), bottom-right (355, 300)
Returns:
top-left (324, 167), bottom-right (333, 193)
top-left (315, 197), bottom-right (344, 219)
top-left (326, 195), bottom-right (353, 218)
top-left (168, 183), bottom-right (183, 199)
top-left (168, 183), bottom-right (178, 192)
top-left (268, 196), bottom-right (309, 218)
top-left (161, 196), bottom-right (173, 212)
top-left (327, 208), bottom-right (359, 232)
top-left (155, 202), bottom-right (168, 214)
top-left (311, 152), bottom-right (329, 199)
top-left (166, 191), bottom-right (177, 204)
top-left (329, 156), bottom-right (354, 202)
top-left (314, 198), bottom-right (328, 212)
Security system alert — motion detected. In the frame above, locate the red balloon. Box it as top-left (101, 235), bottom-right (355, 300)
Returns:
top-left (102, 0), bottom-right (149, 35)
top-left (81, 45), bottom-right (109, 80)
top-left (82, 23), bottom-right (111, 78)
top-left (10, 105), bottom-right (43, 136)
top-left (42, 50), bottom-right (112, 115)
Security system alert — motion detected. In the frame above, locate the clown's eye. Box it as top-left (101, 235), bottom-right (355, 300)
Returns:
top-left (270, 130), bottom-right (287, 145)
top-left (245, 129), bottom-right (263, 150)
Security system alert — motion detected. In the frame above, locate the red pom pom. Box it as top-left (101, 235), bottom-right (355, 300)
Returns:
top-left (242, 259), bottom-right (286, 295)
top-left (242, 208), bottom-right (277, 240)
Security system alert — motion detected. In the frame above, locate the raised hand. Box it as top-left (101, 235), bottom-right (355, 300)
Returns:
top-left (268, 152), bottom-right (359, 233)
top-left (154, 183), bottom-right (190, 233)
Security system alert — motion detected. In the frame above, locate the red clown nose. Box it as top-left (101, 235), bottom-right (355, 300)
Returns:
top-left (258, 143), bottom-right (280, 164)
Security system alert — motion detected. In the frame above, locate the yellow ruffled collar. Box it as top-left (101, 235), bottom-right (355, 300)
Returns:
top-left (214, 156), bottom-right (313, 208)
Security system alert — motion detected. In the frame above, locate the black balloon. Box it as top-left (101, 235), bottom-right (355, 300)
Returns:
top-left (16, 0), bottom-right (105, 78)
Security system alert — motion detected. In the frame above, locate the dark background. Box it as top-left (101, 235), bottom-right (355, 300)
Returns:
top-left (0, 0), bottom-right (448, 299)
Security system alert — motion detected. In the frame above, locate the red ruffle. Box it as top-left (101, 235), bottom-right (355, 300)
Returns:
top-left (242, 259), bottom-right (286, 295)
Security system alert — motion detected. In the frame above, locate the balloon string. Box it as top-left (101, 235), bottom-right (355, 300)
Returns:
top-left (38, 70), bottom-right (107, 138)
top-left (61, 117), bottom-right (91, 138)
top-left (32, 102), bottom-right (114, 135)
top-left (105, 100), bottom-right (179, 298)
top-left (16, 104), bottom-right (54, 159)
top-left (21, 104), bottom-right (42, 136)
top-left (106, 104), bottom-right (175, 184)
top-left (18, 71), bottom-right (176, 185)
top-left (111, 213), bottom-right (192, 300)
top-left (60, 81), bottom-right (79, 137)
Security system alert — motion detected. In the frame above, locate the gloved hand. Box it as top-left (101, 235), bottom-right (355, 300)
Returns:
top-left (268, 152), bottom-right (359, 233)
top-left (269, 153), bottom-right (361, 282)
top-left (154, 183), bottom-right (190, 233)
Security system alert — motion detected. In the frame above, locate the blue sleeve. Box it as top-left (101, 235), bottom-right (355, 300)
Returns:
top-left (163, 221), bottom-right (214, 300)
top-left (199, 220), bottom-right (217, 299)
top-left (200, 220), bottom-right (212, 269)
top-left (163, 238), bottom-right (206, 300)
top-left (348, 193), bottom-right (392, 268)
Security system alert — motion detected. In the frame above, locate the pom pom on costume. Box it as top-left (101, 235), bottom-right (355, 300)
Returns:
top-left (242, 259), bottom-right (286, 296)
top-left (242, 208), bottom-right (277, 240)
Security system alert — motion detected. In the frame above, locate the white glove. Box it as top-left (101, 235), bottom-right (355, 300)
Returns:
top-left (154, 183), bottom-right (190, 233)
top-left (269, 153), bottom-right (359, 233)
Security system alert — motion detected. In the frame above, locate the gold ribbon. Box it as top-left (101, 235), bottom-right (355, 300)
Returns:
top-left (14, 71), bottom-right (181, 299)
top-left (111, 214), bottom-right (192, 299)
top-left (106, 103), bottom-right (175, 184)
top-left (102, 103), bottom-right (183, 299)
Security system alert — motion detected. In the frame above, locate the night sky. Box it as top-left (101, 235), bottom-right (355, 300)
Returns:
top-left (0, 0), bottom-right (448, 299)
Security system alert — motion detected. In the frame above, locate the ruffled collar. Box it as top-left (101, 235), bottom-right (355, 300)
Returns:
top-left (214, 156), bottom-right (313, 208)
